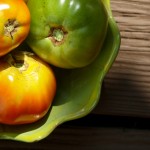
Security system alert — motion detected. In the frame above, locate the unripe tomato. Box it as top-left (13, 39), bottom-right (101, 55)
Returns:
top-left (0, 51), bottom-right (56, 125)
top-left (27, 0), bottom-right (108, 68)
top-left (0, 0), bottom-right (30, 56)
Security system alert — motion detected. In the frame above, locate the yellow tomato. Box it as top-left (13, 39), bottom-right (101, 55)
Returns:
top-left (0, 0), bottom-right (30, 56)
top-left (0, 51), bottom-right (56, 125)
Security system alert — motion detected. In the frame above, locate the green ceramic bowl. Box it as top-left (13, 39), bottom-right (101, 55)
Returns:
top-left (0, 0), bottom-right (120, 142)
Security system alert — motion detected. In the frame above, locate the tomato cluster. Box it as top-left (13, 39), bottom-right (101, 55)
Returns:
top-left (0, 0), bottom-right (108, 125)
top-left (0, 0), bottom-right (56, 125)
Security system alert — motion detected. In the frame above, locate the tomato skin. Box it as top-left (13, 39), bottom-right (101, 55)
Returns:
top-left (0, 51), bottom-right (56, 125)
top-left (0, 0), bottom-right (30, 56)
top-left (27, 0), bottom-right (108, 68)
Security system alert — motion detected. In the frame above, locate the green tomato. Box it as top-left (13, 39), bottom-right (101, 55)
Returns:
top-left (27, 0), bottom-right (108, 68)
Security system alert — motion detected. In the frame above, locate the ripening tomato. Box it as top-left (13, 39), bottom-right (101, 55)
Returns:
top-left (0, 0), bottom-right (30, 56)
top-left (0, 50), bottom-right (56, 125)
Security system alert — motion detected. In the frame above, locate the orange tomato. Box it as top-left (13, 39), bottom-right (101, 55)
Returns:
top-left (0, 50), bottom-right (56, 125)
top-left (0, 0), bottom-right (30, 56)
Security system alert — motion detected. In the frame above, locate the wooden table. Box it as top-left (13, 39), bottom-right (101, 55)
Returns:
top-left (1, 0), bottom-right (150, 149)
top-left (94, 0), bottom-right (150, 118)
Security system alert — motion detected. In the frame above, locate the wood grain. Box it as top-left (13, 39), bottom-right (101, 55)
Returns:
top-left (1, 124), bottom-right (150, 150)
top-left (93, 0), bottom-right (150, 117)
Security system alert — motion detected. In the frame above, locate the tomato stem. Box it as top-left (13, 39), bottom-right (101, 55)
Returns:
top-left (49, 27), bottom-right (67, 46)
top-left (53, 29), bottom-right (64, 42)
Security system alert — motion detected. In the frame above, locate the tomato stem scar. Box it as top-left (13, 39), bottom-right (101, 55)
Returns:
top-left (49, 27), bottom-right (68, 46)
top-left (6, 52), bottom-right (29, 72)
top-left (4, 19), bottom-right (20, 39)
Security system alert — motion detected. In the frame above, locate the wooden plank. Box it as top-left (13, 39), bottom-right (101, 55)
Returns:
top-left (0, 114), bottom-right (150, 149)
top-left (1, 124), bottom-right (150, 150)
top-left (93, 0), bottom-right (150, 117)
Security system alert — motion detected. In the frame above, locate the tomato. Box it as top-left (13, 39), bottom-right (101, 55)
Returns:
top-left (26, 0), bottom-right (108, 68)
top-left (0, 0), bottom-right (30, 56)
top-left (0, 50), bottom-right (56, 125)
